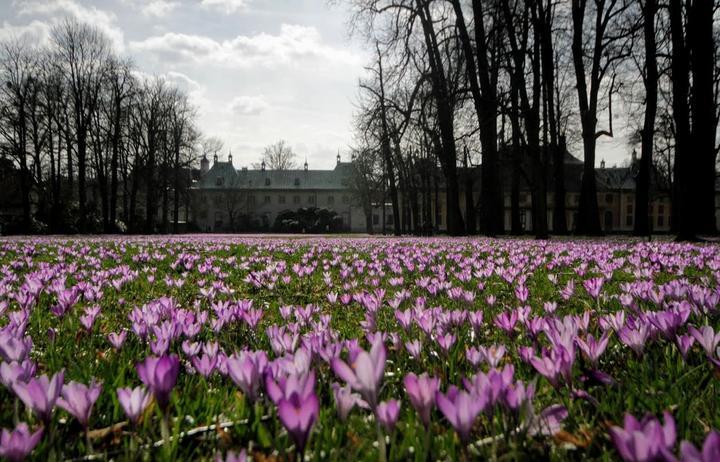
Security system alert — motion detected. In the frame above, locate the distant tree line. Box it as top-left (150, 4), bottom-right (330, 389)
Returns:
top-left (348, 0), bottom-right (719, 239)
top-left (0, 18), bottom-right (204, 234)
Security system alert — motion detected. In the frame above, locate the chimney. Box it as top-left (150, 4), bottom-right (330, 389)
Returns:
top-left (631, 149), bottom-right (637, 163)
top-left (261, 160), bottom-right (266, 172)
top-left (213, 152), bottom-right (218, 164)
top-left (337, 151), bottom-right (341, 165)
top-left (600, 159), bottom-right (605, 169)
top-left (228, 149), bottom-right (233, 165)
top-left (304, 159), bottom-right (308, 171)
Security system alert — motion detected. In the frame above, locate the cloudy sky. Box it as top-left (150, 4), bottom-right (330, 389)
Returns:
top-left (0, 0), bottom-right (368, 169)
top-left (0, 0), bottom-right (632, 170)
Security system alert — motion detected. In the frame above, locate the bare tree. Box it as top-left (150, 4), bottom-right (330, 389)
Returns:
top-left (571, 0), bottom-right (632, 235)
top-left (0, 39), bottom-right (39, 230)
top-left (51, 18), bottom-right (111, 232)
top-left (255, 140), bottom-right (298, 170)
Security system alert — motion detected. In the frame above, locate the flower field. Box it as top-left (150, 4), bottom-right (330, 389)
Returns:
top-left (0, 236), bottom-right (719, 461)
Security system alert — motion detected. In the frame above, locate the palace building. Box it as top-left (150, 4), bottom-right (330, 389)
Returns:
top-left (189, 149), bottom-right (696, 234)
top-left (190, 153), bottom-right (371, 232)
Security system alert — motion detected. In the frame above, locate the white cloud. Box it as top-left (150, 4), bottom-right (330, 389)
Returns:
top-left (129, 24), bottom-right (362, 69)
top-left (200, 0), bottom-right (250, 15)
top-left (229, 95), bottom-right (269, 116)
top-left (141, 0), bottom-right (180, 18)
top-left (0, 20), bottom-right (52, 47)
top-left (13, 0), bottom-right (125, 51)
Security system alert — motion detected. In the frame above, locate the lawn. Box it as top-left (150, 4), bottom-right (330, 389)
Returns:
top-left (0, 236), bottom-right (718, 461)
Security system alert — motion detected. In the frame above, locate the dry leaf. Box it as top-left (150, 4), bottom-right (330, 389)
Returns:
top-left (88, 421), bottom-right (127, 440)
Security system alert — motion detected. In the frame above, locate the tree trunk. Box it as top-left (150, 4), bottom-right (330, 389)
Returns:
top-left (416, 0), bottom-right (465, 235)
top-left (571, 0), bottom-right (602, 235)
top-left (669, 0), bottom-right (692, 239)
top-left (689, 0), bottom-right (716, 235)
top-left (470, 0), bottom-right (502, 236)
top-left (375, 45), bottom-right (401, 236)
top-left (634, 0), bottom-right (657, 237)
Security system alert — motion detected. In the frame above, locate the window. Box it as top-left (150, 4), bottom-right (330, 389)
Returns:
top-left (606, 194), bottom-right (613, 204)
top-left (658, 204), bottom-right (665, 215)
top-left (658, 214), bottom-right (665, 227)
top-left (279, 195), bottom-right (286, 204)
top-left (214, 211), bottom-right (223, 229)
top-left (373, 214), bottom-right (379, 225)
top-left (387, 214), bottom-right (394, 225)
top-left (216, 177), bottom-right (224, 186)
top-left (294, 178), bottom-right (300, 186)
top-left (342, 195), bottom-right (349, 204)
top-left (626, 214), bottom-right (633, 227)
top-left (293, 195), bottom-right (300, 204)
top-left (308, 195), bottom-right (315, 204)
top-left (264, 195), bottom-right (271, 204)
top-left (265, 178), bottom-right (271, 186)
top-left (248, 195), bottom-right (256, 205)
top-left (328, 195), bottom-right (335, 205)
top-left (604, 211), bottom-right (613, 229)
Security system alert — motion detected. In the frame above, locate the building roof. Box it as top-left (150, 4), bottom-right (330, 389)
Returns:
top-left (196, 161), bottom-right (354, 191)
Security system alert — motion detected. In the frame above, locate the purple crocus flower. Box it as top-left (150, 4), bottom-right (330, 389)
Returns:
top-left (618, 325), bottom-right (650, 357)
top-left (575, 332), bottom-right (610, 367)
top-left (191, 353), bottom-right (218, 378)
top-left (436, 333), bottom-right (456, 353)
top-left (136, 355), bottom-right (179, 410)
top-left (332, 382), bottom-right (366, 421)
top-left (479, 344), bottom-right (506, 368)
top-left (266, 369), bottom-right (315, 402)
top-left (529, 346), bottom-right (574, 389)
top-left (331, 337), bottom-right (385, 408)
top-left (405, 340), bottom-right (422, 359)
top-left (276, 374), bottom-right (319, 454)
top-left (116, 386), bottom-right (152, 424)
top-left (435, 386), bottom-right (484, 443)
top-left (688, 326), bottom-right (720, 357)
top-left (0, 361), bottom-right (35, 390)
top-left (57, 379), bottom-right (102, 428)
top-left (583, 277), bottom-right (604, 299)
top-left (226, 350), bottom-right (268, 403)
top-left (107, 331), bottom-right (127, 350)
top-left (0, 335), bottom-right (32, 363)
top-left (403, 373), bottom-right (439, 427)
top-left (676, 334), bottom-right (695, 362)
top-left (376, 399), bottom-right (400, 433)
top-left (680, 430), bottom-right (720, 462)
top-left (12, 371), bottom-right (64, 424)
top-left (0, 423), bottom-right (43, 462)
top-left (609, 412), bottom-right (677, 462)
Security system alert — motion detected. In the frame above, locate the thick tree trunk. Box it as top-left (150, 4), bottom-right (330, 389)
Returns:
top-left (689, 0), bottom-right (716, 235)
top-left (470, 0), bottom-right (502, 236)
top-left (670, 0), bottom-right (692, 239)
top-left (416, 0), bottom-right (465, 235)
top-left (634, 0), bottom-right (657, 237)
top-left (571, 0), bottom-right (602, 235)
